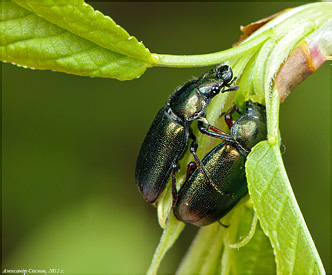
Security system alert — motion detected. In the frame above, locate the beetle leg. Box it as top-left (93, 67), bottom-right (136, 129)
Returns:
top-left (222, 85), bottom-right (239, 93)
top-left (220, 104), bottom-right (242, 118)
top-left (224, 113), bottom-right (234, 129)
top-left (224, 105), bottom-right (237, 129)
top-left (189, 142), bottom-right (211, 183)
top-left (197, 119), bottom-right (235, 143)
top-left (227, 76), bottom-right (237, 86)
top-left (186, 162), bottom-right (197, 179)
top-left (222, 76), bottom-right (239, 91)
top-left (235, 106), bottom-right (243, 115)
top-left (222, 77), bottom-right (239, 93)
top-left (171, 163), bottom-right (178, 200)
top-left (218, 220), bottom-right (230, 228)
top-left (198, 118), bottom-right (249, 156)
top-left (189, 131), bottom-right (213, 183)
top-left (189, 133), bottom-right (234, 200)
top-left (223, 105), bottom-right (243, 129)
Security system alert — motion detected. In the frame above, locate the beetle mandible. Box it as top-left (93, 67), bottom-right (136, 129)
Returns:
top-left (173, 101), bottom-right (267, 226)
top-left (136, 65), bottom-right (238, 203)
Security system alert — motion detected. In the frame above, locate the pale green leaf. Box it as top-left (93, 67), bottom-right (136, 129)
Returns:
top-left (246, 140), bottom-right (324, 273)
top-left (147, 211), bottom-right (185, 275)
top-left (1, 1), bottom-right (156, 80)
top-left (221, 202), bottom-right (276, 273)
top-left (177, 222), bottom-right (224, 274)
top-left (252, 39), bottom-right (276, 103)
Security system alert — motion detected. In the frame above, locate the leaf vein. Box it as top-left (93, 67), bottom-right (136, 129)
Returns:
top-left (91, 55), bottom-right (128, 74)
top-left (2, 13), bottom-right (35, 23)
top-left (4, 30), bottom-right (68, 47)
top-left (273, 192), bottom-right (288, 230)
top-left (290, 223), bottom-right (302, 273)
top-left (119, 65), bottom-right (146, 79)
top-left (258, 167), bottom-right (278, 205)
top-left (55, 46), bottom-right (100, 61)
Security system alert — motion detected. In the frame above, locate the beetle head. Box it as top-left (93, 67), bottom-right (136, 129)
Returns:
top-left (215, 64), bottom-right (233, 84)
top-left (197, 65), bottom-right (236, 98)
top-left (246, 101), bottom-right (266, 121)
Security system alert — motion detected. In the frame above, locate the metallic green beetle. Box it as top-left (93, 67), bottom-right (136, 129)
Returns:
top-left (173, 101), bottom-right (267, 226)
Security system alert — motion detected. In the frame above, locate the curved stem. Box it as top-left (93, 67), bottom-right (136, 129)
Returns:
top-left (155, 31), bottom-right (270, 67)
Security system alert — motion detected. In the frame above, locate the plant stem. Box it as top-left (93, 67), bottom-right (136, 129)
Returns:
top-left (155, 31), bottom-right (270, 67)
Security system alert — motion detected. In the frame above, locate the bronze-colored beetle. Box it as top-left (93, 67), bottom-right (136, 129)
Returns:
top-left (173, 102), bottom-right (267, 226)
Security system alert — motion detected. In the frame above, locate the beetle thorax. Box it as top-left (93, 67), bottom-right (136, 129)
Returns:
top-left (168, 87), bottom-right (209, 122)
top-left (231, 108), bottom-right (267, 151)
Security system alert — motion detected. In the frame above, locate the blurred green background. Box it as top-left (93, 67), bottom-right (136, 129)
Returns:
top-left (2, 2), bottom-right (330, 273)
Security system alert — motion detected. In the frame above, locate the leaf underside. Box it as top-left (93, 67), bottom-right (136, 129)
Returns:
top-left (246, 141), bottom-right (324, 273)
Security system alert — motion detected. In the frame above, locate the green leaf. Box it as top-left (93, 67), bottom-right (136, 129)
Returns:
top-left (177, 222), bottom-right (225, 274)
top-left (246, 140), bottom-right (324, 273)
top-left (12, 0), bottom-right (154, 62)
top-left (221, 203), bottom-right (276, 273)
top-left (1, 1), bottom-right (157, 80)
top-left (147, 211), bottom-right (185, 275)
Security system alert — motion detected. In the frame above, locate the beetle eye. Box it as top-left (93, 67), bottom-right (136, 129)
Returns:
top-left (210, 83), bottom-right (223, 96)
